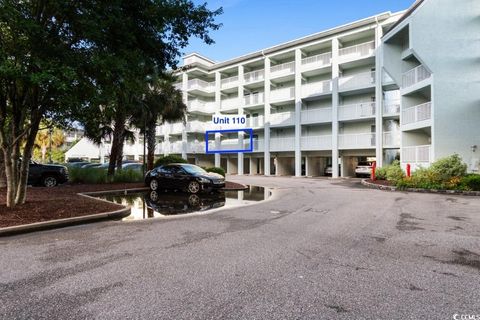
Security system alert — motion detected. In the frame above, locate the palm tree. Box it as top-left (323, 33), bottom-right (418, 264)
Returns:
top-left (34, 127), bottom-right (65, 163)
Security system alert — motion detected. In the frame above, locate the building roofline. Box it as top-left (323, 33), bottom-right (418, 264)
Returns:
top-left (384, 0), bottom-right (425, 36)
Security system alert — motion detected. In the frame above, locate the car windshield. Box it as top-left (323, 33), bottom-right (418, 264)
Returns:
top-left (181, 164), bottom-right (206, 174)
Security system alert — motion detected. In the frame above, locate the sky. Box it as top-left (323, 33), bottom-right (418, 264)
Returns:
top-left (184, 0), bottom-right (416, 63)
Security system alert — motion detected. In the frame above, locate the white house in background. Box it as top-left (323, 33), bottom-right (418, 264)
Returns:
top-left (67, 0), bottom-right (480, 176)
top-left (65, 137), bottom-right (102, 162)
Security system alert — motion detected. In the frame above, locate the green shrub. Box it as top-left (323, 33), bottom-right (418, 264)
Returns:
top-left (429, 154), bottom-right (467, 181)
top-left (112, 169), bottom-right (144, 183)
top-left (153, 155), bottom-right (187, 168)
top-left (204, 166), bottom-right (225, 177)
top-left (460, 174), bottom-right (480, 191)
top-left (386, 161), bottom-right (404, 183)
top-left (68, 167), bottom-right (108, 184)
top-left (375, 167), bottom-right (387, 180)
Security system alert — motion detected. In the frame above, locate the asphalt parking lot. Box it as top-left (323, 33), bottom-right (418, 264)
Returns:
top-left (1, 176), bottom-right (479, 319)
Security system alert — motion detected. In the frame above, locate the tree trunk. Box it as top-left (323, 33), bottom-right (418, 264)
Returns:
top-left (108, 112), bottom-right (126, 176)
top-left (146, 119), bottom-right (156, 171)
top-left (0, 152), bottom-right (6, 188)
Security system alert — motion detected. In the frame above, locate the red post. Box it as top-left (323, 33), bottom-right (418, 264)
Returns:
top-left (406, 163), bottom-right (411, 177)
top-left (371, 162), bottom-right (376, 181)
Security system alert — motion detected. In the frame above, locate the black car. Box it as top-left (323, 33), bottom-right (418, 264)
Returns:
top-left (145, 163), bottom-right (225, 193)
top-left (145, 190), bottom-right (226, 216)
top-left (28, 160), bottom-right (69, 187)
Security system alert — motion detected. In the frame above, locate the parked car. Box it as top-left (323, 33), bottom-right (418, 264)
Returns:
top-left (81, 163), bottom-right (102, 169)
top-left (324, 164), bottom-right (341, 176)
top-left (145, 163), bottom-right (225, 193)
top-left (68, 161), bottom-right (90, 168)
top-left (122, 162), bottom-right (144, 172)
top-left (28, 160), bottom-right (69, 187)
top-left (355, 162), bottom-right (373, 177)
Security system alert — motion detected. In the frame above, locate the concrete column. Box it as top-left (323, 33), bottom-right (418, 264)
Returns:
top-left (294, 48), bottom-right (302, 177)
top-left (331, 38), bottom-right (340, 178)
top-left (264, 57), bottom-right (271, 176)
top-left (375, 24), bottom-right (384, 167)
top-left (215, 71), bottom-right (221, 167)
top-left (238, 65), bottom-right (245, 175)
top-left (250, 157), bottom-right (258, 175)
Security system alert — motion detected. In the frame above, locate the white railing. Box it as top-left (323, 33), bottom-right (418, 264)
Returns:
top-left (270, 86), bottom-right (295, 102)
top-left (270, 111), bottom-right (295, 126)
top-left (168, 122), bottom-right (184, 134)
top-left (402, 145), bottom-right (431, 163)
top-left (339, 41), bottom-right (375, 61)
top-left (383, 131), bottom-right (400, 147)
top-left (402, 102), bottom-right (432, 125)
top-left (186, 120), bottom-right (208, 133)
top-left (246, 116), bottom-right (264, 128)
top-left (156, 126), bottom-right (166, 136)
top-left (338, 102), bottom-right (375, 120)
top-left (220, 75), bottom-right (239, 89)
top-left (187, 79), bottom-right (214, 92)
top-left (220, 97), bottom-right (240, 111)
top-left (338, 133), bottom-right (376, 149)
top-left (270, 61), bottom-right (295, 78)
top-left (187, 100), bottom-right (216, 114)
top-left (252, 139), bottom-right (264, 152)
top-left (244, 92), bottom-right (264, 107)
top-left (270, 137), bottom-right (295, 151)
top-left (301, 52), bottom-right (332, 69)
top-left (339, 71), bottom-right (375, 90)
top-left (300, 108), bottom-right (332, 124)
top-left (169, 141), bottom-right (183, 153)
top-left (301, 80), bottom-right (332, 97)
top-left (187, 141), bottom-right (206, 153)
top-left (301, 135), bottom-right (332, 150)
top-left (244, 69), bottom-right (265, 83)
top-left (402, 65), bottom-right (431, 88)
top-left (383, 100), bottom-right (401, 116)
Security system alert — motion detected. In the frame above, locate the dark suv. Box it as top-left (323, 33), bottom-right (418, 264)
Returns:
top-left (28, 161), bottom-right (69, 187)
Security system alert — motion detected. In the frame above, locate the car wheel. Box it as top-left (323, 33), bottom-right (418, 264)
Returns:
top-left (149, 178), bottom-right (159, 191)
top-left (188, 194), bottom-right (200, 207)
top-left (42, 175), bottom-right (58, 187)
top-left (187, 181), bottom-right (200, 194)
top-left (149, 191), bottom-right (159, 202)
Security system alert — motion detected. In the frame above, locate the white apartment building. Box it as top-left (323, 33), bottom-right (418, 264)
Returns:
top-left (68, 0), bottom-right (480, 176)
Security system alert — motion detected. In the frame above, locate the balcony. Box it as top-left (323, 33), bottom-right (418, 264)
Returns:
top-left (252, 138), bottom-right (264, 152)
top-left (300, 107), bottom-right (332, 124)
top-left (169, 141), bottom-right (184, 154)
top-left (338, 102), bottom-right (375, 121)
top-left (270, 137), bottom-right (295, 151)
top-left (383, 131), bottom-right (400, 148)
top-left (383, 100), bottom-right (400, 117)
top-left (270, 111), bottom-right (295, 127)
top-left (187, 79), bottom-right (214, 92)
top-left (186, 120), bottom-right (208, 133)
top-left (220, 97), bottom-right (240, 111)
top-left (174, 83), bottom-right (183, 90)
top-left (156, 126), bottom-right (166, 136)
top-left (243, 92), bottom-right (264, 107)
top-left (270, 61), bottom-right (295, 78)
top-left (301, 80), bottom-right (332, 98)
top-left (270, 86), bottom-right (295, 103)
top-left (339, 41), bottom-right (375, 62)
top-left (246, 116), bottom-right (264, 128)
top-left (301, 52), bottom-right (332, 71)
top-left (339, 71), bottom-right (375, 91)
top-left (402, 102), bottom-right (431, 126)
top-left (220, 75), bottom-right (239, 89)
top-left (402, 145), bottom-right (431, 163)
top-left (187, 141), bottom-right (206, 153)
top-left (301, 135), bottom-right (332, 150)
top-left (402, 65), bottom-right (431, 88)
top-left (169, 122), bottom-right (184, 135)
top-left (244, 69), bottom-right (265, 84)
top-left (187, 100), bottom-right (216, 114)
top-left (338, 133), bottom-right (376, 149)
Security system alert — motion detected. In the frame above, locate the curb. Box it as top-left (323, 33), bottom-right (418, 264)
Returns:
top-left (361, 179), bottom-right (480, 196)
top-left (224, 182), bottom-right (249, 191)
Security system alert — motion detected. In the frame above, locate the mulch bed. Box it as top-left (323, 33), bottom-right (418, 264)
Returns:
top-left (0, 181), bottom-right (246, 228)
top-left (366, 179), bottom-right (394, 186)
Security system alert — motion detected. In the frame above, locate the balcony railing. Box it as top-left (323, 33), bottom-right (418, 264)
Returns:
top-left (338, 133), bottom-right (376, 149)
top-left (187, 141), bottom-right (206, 153)
top-left (402, 102), bottom-right (432, 125)
top-left (270, 137), bottom-right (295, 151)
top-left (383, 131), bottom-right (400, 147)
top-left (246, 116), bottom-right (264, 128)
top-left (243, 92), bottom-right (264, 107)
top-left (270, 86), bottom-right (295, 103)
top-left (301, 52), bottom-right (332, 70)
top-left (187, 100), bottom-right (216, 114)
top-left (270, 61), bottom-right (295, 78)
top-left (402, 145), bottom-right (431, 163)
top-left (301, 135), bottom-right (332, 150)
top-left (300, 107), bottom-right (332, 124)
top-left (220, 75), bottom-right (239, 89)
top-left (270, 111), bottom-right (295, 126)
top-left (338, 102), bottom-right (375, 121)
top-left (402, 65), bottom-right (431, 88)
top-left (301, 80), bottom-right (332, 97)
top-left (244, 69), bottom-right (265, 84)
top-left (169, 122), bottom-right (184, 134)
top-left (252, 139), bottom-right (264, 152)
top-left (339, 41), bottom-right (375, 61)
top-left (383, 100), bottom-right (401, 116)
top-left (186, 120), bottom-right (208, 133)
top-left (339, 71), bottom-right (375, 91)
top-left (220, 97), bottom-right (240, 111)
top-left (169, 141), bottom-right (184, 153)
top-left (187, 79), bottom-right (214, 92)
